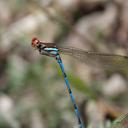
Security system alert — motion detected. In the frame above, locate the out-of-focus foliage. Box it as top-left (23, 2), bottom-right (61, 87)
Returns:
top-left (0, 0), bottom-right (128, 128)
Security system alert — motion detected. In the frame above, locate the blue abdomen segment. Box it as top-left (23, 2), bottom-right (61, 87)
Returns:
top-left (56, 54), bottom-right (84, 128)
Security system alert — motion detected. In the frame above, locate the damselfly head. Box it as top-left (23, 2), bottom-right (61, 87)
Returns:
top-left (32, 37), bottom-right (47, 50)
top-left (31, 37), bottom-right (40, 48)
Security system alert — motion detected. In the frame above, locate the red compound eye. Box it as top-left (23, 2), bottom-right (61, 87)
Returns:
top-left (31, 37), bottom-right (40, 48)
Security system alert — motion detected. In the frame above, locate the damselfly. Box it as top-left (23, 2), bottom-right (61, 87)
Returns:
top-left (31, 37), bottom-right (128, 128)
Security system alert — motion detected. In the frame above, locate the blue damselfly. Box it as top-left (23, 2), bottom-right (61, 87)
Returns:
top-left (32, 37), bottom-right (128, 128)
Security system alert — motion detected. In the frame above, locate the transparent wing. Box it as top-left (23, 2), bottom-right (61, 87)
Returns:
top-left (111, 113), bottom-right (128, 128)
top-left (59, 47), bottom-right (128, 70)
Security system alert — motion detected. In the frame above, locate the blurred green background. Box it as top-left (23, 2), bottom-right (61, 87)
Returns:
top-left (0, 0), bottom-right (128, 128)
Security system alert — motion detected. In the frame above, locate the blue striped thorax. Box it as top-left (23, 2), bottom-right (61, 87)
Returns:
top-left (43, 47), bottom-right (59, 57)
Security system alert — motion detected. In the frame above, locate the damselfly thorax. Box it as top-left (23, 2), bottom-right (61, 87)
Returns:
top-left (32, 37), bottom-right (59, 57)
